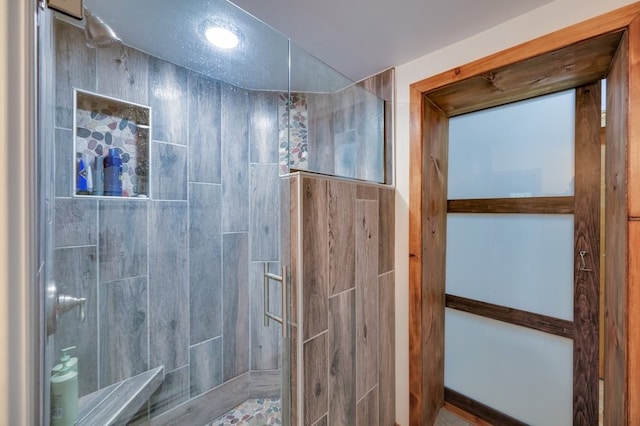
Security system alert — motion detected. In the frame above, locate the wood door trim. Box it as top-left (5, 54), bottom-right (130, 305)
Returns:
top-left (627, 16), bottom-right (640, 424)
top-left (447, 196), bottom-right (574, 214)
top-left (408, 3), bottom-right (640, 425)
top-left (410, 3), bottom-right (640, 95)
top-left (445, 294), bottom-right (574, 339)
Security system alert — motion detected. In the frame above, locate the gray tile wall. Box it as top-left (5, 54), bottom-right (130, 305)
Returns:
top-left (53, 19), bottom-right (281, 422)
top-left (292, 174), bottom-right (395, 426)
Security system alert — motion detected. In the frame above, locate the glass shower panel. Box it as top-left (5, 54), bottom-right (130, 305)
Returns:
top-left (448, 90), bottom-right (576, 199)
top-left (288, 43), bottom-right (385, 183)
top-left (46, 0), bottom-right (291, 424)
top-left (446, 214), bottom-right (574, 320)
top-left (445, 309), bottom-right (573, 426)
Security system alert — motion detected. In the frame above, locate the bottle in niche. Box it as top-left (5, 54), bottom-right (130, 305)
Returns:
top-left (75, 153), bottom-right (88, 195)
top-left (103, 148), bottom-right (123, 196)
top-left (93, 155), bottom-right (104, 196)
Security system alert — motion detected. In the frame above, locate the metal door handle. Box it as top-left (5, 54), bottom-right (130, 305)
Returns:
top-left (58, 294), bottom-right (87, 322)
top-left (263, 263), bottom-right (288, 338)
top-left (46, 279), bottom-right (87, 335)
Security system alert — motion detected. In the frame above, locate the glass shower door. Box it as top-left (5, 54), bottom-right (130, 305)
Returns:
top-left (40, 1), bottom-right (292, 424)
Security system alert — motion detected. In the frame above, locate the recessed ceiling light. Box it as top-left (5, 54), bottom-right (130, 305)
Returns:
top-left (205, 26), bottom-right (239, 49)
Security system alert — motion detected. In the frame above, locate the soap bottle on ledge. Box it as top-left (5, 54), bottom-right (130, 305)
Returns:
top-left (50, 346), bottom-right (78, 426)
top-left (104, 148), bottom-right (123, 196)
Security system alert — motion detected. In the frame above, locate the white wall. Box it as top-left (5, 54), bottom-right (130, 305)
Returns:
top-left (0, 0), bottom-right (38, 425)
top-left (393, 0), bottom-right (638, 424)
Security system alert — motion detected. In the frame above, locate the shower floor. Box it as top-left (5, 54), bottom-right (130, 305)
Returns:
top-left (205, 398), bottom-right (282, 426)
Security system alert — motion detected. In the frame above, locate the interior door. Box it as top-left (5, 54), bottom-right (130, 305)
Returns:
top-left (443, 84), bottom-right (601, 425)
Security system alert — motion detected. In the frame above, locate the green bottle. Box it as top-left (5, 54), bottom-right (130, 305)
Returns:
top-left (50, 347), bottom-right (78, 426)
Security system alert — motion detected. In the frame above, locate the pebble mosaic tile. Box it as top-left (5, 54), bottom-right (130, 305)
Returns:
top-left (278, 93), bottom-right (308, 174)
top-left (75, 92), bottom-right (150, 197)
top-left (205, 398), bottom-right (282, 426)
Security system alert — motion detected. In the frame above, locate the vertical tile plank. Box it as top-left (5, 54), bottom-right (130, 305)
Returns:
top-left (188, 73), bottom-right (221, 184)
top-left (356, 386), bottom-right (379, 426)
top-left (378, 186), bottom-right (395, 274)
top-left (190, 337), bottom-right (223, 397)
top-left (313, 415), bottom-right (328, 426)
top-left (151, 141), bottom-right (187, 200)
top-left (302, 177), bottom-right (328, 340)
top-left (149, 366), bottom-right (190, 418)
top-left (328, 180), bottom-right (356, 296)
top-left (53, 246), bottom-right (98, 396)
top-left (249, 92), bottom-right (279, 163)
top-left (250, 262), bottom-right (280, 370)
top-left (96, 45), bottom-right (149, 105)
top-left (250, 164), bottom-right (280, 261)
top-left (222, 232), bottom-right (250, 380)
top-left (307, 93), bottom-right (335, 174)
top-left (55, 128), bottom-right (73, 197)
top-left (148, 58), bottom-right (188, 145)
top-left (99, 276), bottom-right (148, 387)
top-left (285, 175), bottom-right (298, 325)
top-left (55, 20), bottom-right (96, 129)
top-left (328, 289), bottom-right (356, 425)
top-left (379, 271), bottom-right (396, 426)
top-left (55, 198), bottom-right (98, 247)
top-left (149, 201), bottom-right (189, 371)
top-left (357, 184), bottom-right (379, 201)
top-left (98, 199), bottom-right (147, 282)
top-left (355, 200), bottom-right (379, 400)
top-left (303, 333), bottom-right (328, 425)
top-left (221, 84), bottom-right (250, 232)
top-left (357, 68), bottom-right (395, 185)
top-left (189, 183), bottom-right (222, 345)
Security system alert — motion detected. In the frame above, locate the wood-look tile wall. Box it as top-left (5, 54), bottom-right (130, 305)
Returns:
top-left (305, 68), bottom-right (393, 184)
top-left (53, 19), bottom-right (281, 421)
top-left (289, 174), bottom-right (395, 426)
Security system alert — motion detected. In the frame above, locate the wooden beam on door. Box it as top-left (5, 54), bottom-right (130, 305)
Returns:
top-left (573, 81), bottom-right (601, 425)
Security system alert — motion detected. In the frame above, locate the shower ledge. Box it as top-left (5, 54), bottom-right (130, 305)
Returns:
top-left (77, 366), bottom-right (164, 425)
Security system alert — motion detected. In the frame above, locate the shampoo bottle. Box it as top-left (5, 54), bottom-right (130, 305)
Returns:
top-left (103, 148), bottom-right (123, 196)
top-left (50, 347), bottom-right (78, 426)
top-left (83, 153), bottom-right (93, 195)
top-left (93, 154), bottom-right (104, 196)
top-left (76, 153), bottom-right (87, 195)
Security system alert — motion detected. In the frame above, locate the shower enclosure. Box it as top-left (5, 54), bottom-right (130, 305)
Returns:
top-left (39, 0), bottom-right (388, 425)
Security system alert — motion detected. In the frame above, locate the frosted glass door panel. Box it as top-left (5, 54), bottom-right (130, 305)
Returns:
top-left (448, 90), bottom-right (575, 199)
top-left (446, 214), bottom-right (574, 320)
top-left (445, 309), bottom-right (573, 426)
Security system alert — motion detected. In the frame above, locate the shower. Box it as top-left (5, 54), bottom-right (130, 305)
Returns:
top-left (83, 7), bottom-right (121, 48)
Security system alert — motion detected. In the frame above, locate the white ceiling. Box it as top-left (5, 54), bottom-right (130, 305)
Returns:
top-left (229, 0), bottom-right (554, 81)
top-left (81, 0), bottom-right (553, 91)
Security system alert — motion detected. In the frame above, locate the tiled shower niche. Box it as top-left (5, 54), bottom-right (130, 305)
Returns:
top-left (74, 90), bottom-right (150, 198)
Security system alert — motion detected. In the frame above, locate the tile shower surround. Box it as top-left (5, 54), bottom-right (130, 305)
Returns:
top-left (53, 18), bottom-right (393, 425)
top-left (53, 19), bottom-right (282, 419)
top-left (287, 175), bottom-right (396, 426)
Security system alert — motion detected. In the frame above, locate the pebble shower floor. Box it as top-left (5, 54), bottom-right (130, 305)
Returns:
top-left (204, 398), bottom-right (282, 426)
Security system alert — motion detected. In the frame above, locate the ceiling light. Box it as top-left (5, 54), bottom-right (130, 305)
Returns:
top-left (205, 26), bottom-right (239, 49)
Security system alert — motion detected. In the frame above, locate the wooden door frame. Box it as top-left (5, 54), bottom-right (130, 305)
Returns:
top-left (408, 2), bottom-right (640, 425)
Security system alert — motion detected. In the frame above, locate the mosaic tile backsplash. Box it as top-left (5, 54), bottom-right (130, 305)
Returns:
top-left (75, 91), bottom-right (150, 197)
top-left (278, 93), bottom-right (308, 174)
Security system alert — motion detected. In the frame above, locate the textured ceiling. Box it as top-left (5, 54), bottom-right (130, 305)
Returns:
top-left (230, 0), bottom-right (554, 81)
top-left (81, 0), bottom-right (553, 91)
